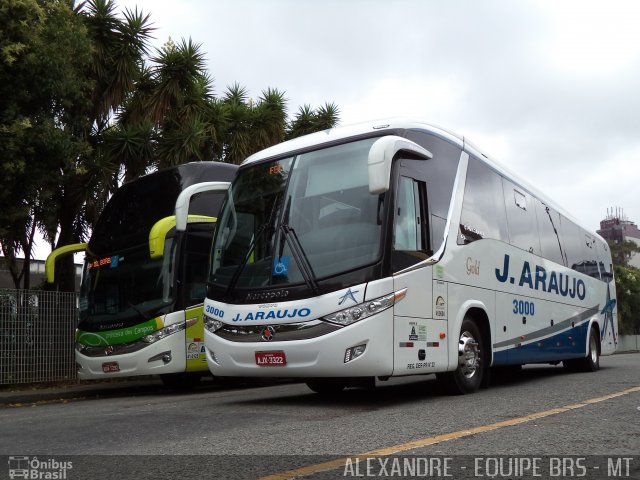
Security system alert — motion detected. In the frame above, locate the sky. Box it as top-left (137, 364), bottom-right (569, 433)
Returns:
top-left (36, 0), bottom-right (640, 259)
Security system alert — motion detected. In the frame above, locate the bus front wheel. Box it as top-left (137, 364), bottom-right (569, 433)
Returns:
top-left (437, 318), bottom-right (485, 395)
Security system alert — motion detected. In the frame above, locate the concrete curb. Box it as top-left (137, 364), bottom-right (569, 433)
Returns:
top-left (0, 379), bottom-right (164, 406)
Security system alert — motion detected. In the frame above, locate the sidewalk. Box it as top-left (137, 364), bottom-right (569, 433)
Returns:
top-left (0, 376), bottom-right (279, 406)
top-left (0, 377), bottom-right (164, 406)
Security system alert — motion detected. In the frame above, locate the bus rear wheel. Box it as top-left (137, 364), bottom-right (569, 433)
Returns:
top-left (564, 327), bottom-right (600, 372)
top-left (437, 318), bottom-right (485, 395)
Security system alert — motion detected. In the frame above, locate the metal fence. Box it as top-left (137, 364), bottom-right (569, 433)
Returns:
top-left (0, 289), bottom-right (78, 385)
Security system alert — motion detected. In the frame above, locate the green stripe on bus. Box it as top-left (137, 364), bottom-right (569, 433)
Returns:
top-left (76, 317), bottom-right (161, 346)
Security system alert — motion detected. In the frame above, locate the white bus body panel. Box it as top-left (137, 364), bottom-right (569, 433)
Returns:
top-left (204, 279), bottom-right (397, 377)
top-left (205, 310), bottom-right (394, 377)
top-left (392, 264), bottom-right (449, 375)
top-left (76, 311), bottom-right (187, 379)
top-left (440, 238), bottom-right (616, 367)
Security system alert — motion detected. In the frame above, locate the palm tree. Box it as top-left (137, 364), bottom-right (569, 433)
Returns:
top-left (42, 1), bottom-right (340, 291)
top-left (219, 83), bottom-right (252, 165)
top-left (81, 0), bottom-right (154, 130)
top-left (47, 0), bottom-right (153, 290)
top-left (286, 102), bottom-right (340, 139)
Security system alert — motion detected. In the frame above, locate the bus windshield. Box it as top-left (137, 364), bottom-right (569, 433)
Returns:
top-left (209, 137), bottom-right (382, 290)
top-left (79, 240), bottom-right (176, 326)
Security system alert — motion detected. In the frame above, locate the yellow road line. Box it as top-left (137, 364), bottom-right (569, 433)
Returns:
top-left (260, 385), bottom-right (640, 480)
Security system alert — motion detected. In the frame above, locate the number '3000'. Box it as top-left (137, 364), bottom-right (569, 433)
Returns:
top-left (513, 299), bottom-right (535, 316)
top-left (206, 305), bottom-right (224, 318)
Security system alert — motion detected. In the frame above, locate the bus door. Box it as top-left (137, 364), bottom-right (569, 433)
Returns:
top-left (181, 221), bottom-right (217, 372)
top-left (391, 159), bottom-right (447, 375)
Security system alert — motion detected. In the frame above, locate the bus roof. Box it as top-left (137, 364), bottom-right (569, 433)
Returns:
top-left (243, 118), bottom-right (596, 237)
top-left (242, 118), bottom-right (464, 165)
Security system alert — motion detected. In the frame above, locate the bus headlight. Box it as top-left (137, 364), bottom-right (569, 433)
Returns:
top-left (321, 289), bottom-right (407, 326)
top-left (204, 314), bottom-right (224, 333)
top-left (141, 322), bottom-right (185, 344)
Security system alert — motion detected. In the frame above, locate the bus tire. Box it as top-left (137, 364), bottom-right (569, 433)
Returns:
top-left (160, 372), bottom-right (202, 390)
top-left (305, 379), bottom-right (346, 395)
top-left (437, 318), bottom-right (485, 395)
top-left (564, 327), bottom-right (600, 373)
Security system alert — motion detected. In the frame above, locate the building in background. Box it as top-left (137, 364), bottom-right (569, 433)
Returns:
top-left (597, 207), bottom-right (640, 269)
top-left (0, 257), bottom-right (82, 290)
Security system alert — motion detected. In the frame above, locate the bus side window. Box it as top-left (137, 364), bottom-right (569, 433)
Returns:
top-left (535, 200), bottom-right (565, 266)
top-left (393, 176), bottom-right (428, 271)
top-left (560, 216), bottom-right (586, 274)
top-left (503, 179), bottom-right (541, 255)
top-left (459, 157), bottom-right (508, 245)
top-left (405, 131), bottom-right (462, 254)
top-left (395, 177), bottom-right (419, 251)
top-left (596, 240), bottom-right (614, 283)
top-left (580, 233), bottom-right (600, 279)
top-left (183, 223), bottom-right (216, 305)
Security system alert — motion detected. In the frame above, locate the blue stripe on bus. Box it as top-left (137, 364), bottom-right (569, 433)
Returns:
top-left (493, 321), bottom-right (590, 365)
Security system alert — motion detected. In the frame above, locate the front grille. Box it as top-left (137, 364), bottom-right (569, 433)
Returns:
top-left (76, 340), bottom-right (149, 357)
top-left (214, 319), bottom-right (342, 342)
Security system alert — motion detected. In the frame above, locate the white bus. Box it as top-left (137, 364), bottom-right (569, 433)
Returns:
top-left (190, 119), bottom-right (617, 394)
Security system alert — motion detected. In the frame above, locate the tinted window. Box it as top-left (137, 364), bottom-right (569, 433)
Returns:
top-left (395, 176), bottom-right (420, 251)
top-left (189, 191), bottom-right (228, 218)
top-left (182, 223), bottom-right (216, 306)
top-left (393, 176), bottom-right (428, 271)
top-left (596, 239), bottom-right (614, 283)
top-left (560, 216), bottom-right (585, 271)
top-left (459, 157), bottom-right (508, 244)
top-left (503, 179), bottom-right (540, 255)
top-left (90, 170), bottom-right (182, 253)
top-left (535, 200), bottom-right (565, 266)
top-left (405, 131), bottom-right (461, 253)
top-left (576, 233), bottom-right (600, 279)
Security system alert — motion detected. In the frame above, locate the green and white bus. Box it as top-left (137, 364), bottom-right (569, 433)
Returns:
top-left (196, 119), bottom-right (617, 394)
top-left (46, 162), bottom-right (237, 387)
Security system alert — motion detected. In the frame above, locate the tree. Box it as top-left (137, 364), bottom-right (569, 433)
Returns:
top-left (286, 102), bottom-right (340, 140)
top-left (0, 0), bottom-right (93, 290)
top-left (609, 239), bottom-right (640, 267)
top-left (2, 0), bottom-right (340, 291)
top-left (608, 240), bottom-right (640, 336)
top-left (40, 0), bottom-right (155, 292)
top-left (613, 265), bottom-right (640, 335)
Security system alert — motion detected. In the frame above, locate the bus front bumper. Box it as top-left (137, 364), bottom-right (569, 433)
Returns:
top-left (204, 309), bottom-right (394, 378)
top-left (75, 331), bottom-right (187, 379)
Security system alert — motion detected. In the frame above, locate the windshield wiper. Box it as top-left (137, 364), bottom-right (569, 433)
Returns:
top-left (225, 221), bottom-right (271, 295)
top-left (278, 196), bottom-right (320, 294)
top-left (225, 194), bottom-right (281, 295)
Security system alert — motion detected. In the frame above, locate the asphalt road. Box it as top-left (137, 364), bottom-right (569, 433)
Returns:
top-left (1, 353), bottom-right (638, 479)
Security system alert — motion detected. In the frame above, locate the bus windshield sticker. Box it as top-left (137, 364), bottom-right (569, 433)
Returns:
top-left (272, 256), bottom-right (290, 276)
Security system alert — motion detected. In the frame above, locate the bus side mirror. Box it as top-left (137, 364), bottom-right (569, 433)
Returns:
top-left (149, 215), bottom-right (217, 258)
top-left (45, 243), bottom-right (88, 283)
top-left (367, 136), bottom-right (432, 194)
top-left (175, 182), bottom-right (231, 232)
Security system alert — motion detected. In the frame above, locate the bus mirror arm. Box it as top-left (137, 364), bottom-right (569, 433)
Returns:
top-left (367, 136), bottom-right (432, 194)
top-left (175, 182), bottom-right (231, 232)
top-left (45, 243), bottom-right (88, 283)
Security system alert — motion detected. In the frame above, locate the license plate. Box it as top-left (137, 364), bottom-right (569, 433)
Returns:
top-left (102, 361), bottom-right (120, 373)
top-left (255, 351), bottom-right (287, 366)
